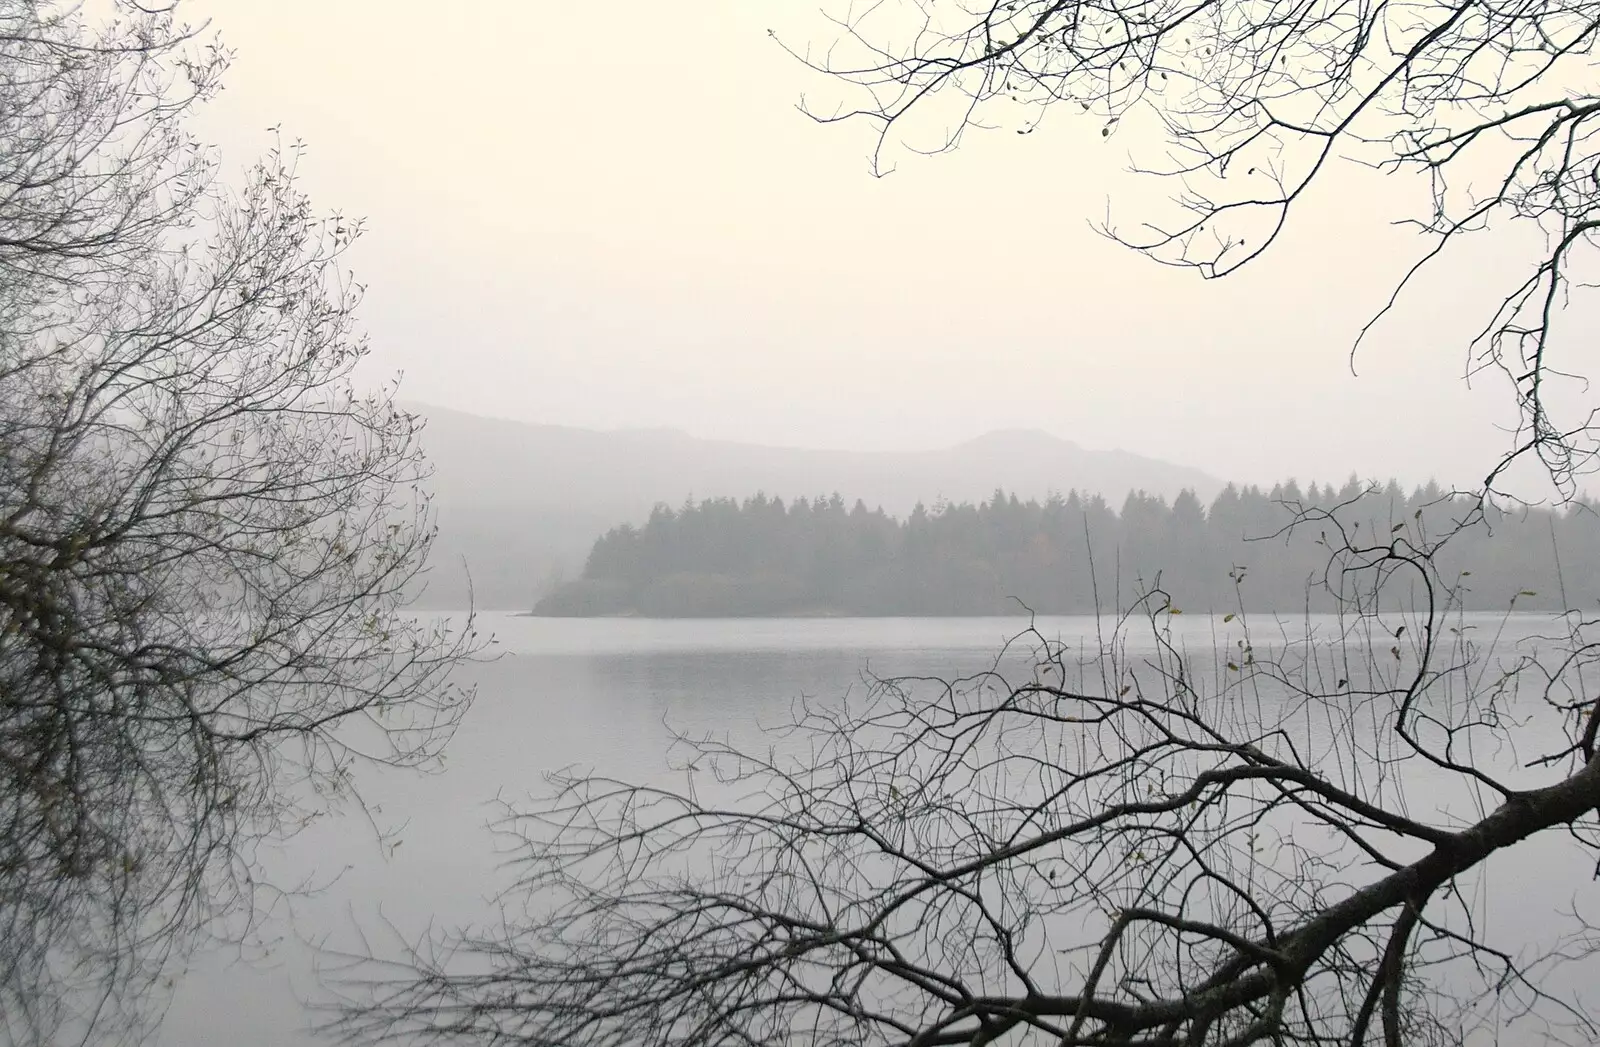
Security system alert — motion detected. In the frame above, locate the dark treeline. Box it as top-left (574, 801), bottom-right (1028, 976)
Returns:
top-left (533, 479), bottom-right (1600, 616)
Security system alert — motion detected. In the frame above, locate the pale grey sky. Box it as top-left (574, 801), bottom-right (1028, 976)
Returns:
top-left (182, 0), bottom-right (1539, 491)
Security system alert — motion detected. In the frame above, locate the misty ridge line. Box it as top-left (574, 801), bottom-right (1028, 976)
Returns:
top-left (534, 480), bottom-right (1591, 617)
top-left (403, 402), bottom-right (1516, 613)
top-left (404, 401), bottom-right (1225, 610)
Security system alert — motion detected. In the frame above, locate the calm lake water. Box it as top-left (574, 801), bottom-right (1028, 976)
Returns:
top-left (153, 612), bottom-right (1598, 1046)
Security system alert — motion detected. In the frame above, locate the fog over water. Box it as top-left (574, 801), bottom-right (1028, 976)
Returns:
top-left (156, 612), bottom-right (1596, 1046)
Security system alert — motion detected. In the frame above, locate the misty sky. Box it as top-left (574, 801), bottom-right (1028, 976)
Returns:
top-left (180, 0), bottom-right (1550, 492)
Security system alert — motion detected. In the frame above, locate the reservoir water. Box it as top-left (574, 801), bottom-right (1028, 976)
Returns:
top-left (152, 611), bottom-right (1598, 1045)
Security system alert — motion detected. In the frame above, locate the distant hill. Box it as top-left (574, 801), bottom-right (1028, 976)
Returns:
top-left (403, 402), bottom-right (1224, 609)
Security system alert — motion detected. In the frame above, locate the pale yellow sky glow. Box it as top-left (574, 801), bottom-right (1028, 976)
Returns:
top-left (181, 0), bottom-right (1544, 490)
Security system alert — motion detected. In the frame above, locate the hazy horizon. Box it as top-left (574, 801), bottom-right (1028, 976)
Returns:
top-left (402, 399), bottom-right (1478, 493)
top-left (172, 0), bottom-right (1552, 497)
top-left (404, 397), bottom-right (1215, 464)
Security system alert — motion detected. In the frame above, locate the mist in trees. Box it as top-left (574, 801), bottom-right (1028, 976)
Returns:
top-left (538, 481), bottom-right (1595, 616)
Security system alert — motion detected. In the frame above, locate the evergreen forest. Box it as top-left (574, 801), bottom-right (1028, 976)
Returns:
top-left (534, 479), bottom-right (1600, 616)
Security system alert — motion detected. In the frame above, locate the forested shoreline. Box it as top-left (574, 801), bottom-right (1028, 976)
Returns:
top-left (533, 479), bottom-right (1600, 616)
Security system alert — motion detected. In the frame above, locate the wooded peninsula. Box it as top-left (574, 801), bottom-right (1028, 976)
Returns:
top-left (534, 480), bottom-right (1599, 616)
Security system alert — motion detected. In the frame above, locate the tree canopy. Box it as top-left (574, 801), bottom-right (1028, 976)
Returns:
top-left (0, 4), bottom-right (476, 1043)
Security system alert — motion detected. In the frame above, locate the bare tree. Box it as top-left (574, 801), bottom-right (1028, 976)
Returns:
top-left (0, 3), bottom-right (477, 1043)
top-left (327, 497), bottom-right (1600, 1045)
top-left (783, 0), bottom-right (1600, 497)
